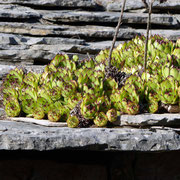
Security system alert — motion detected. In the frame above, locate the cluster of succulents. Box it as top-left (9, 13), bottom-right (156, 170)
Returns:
top-left (1, 35), bottom-right (179, 127)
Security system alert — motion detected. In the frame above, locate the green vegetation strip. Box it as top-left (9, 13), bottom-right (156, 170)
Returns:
top-left (1, 35), bottom-right (180, 128)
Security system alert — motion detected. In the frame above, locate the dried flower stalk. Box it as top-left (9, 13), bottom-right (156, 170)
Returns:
top-left (108, 0), bottom-right (127, 68)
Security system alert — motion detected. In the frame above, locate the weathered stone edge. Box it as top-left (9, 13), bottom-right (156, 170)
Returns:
top-left (0, 120), bottom-right (180, 151)
top-left (113, 113), bottom-right (180, 127)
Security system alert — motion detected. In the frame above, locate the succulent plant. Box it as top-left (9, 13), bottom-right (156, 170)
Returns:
top-left (19, 87), bottom-right (38, 115)
top-left (94, 112), bottom-right (108, 127)
top-left (103, 78), bottom-right (118, 97)
top-left (124, 74), bottom-right (144, 97)
top-left (3, 68), bottom-right (24, 89)
top-left (37, 88), bottom-right (52, 114)
top-left (148, 99), bottom-right (159, 114)
top-left (48, 109), bottom-right (61, 122)
top-left (162, 65), bottom-right (180, 82)
top-left (2, 88), bottom-right (19, 104)
top-left (61, 80), bottom-right (77, 98)
top-left (47, 101), bottom-right (63, 122)
top-left (96, 95), bottom-right (111, 113)
top-left (80, 94), bottom-right (97, 119)
top-left (4, 97), bottom-right (21, 117)
top-left (144, 77), bottom-right (160, 113)
top-left (110, 89), bottom-right (122, 111)
top-left (61, 106), bottom-right (70, 122)
top-left (65, 93), bottom-right (82, 110)
top-left (119, 84), bottom-right (139, 115)
top-left (23, 71), bottom-right (40, 89)
top-left (50, 54), bottom-right (76, 71)
top-left (1, 36), bottom-right (179, 127)
top-left (67, 115), bottom-right (79, 128)
top-left (158, 76), bottom-right (179, 105)
top-left (106, 109), bottom-right (117, 122)
top-left (33, 107), bottom-right (45, 119)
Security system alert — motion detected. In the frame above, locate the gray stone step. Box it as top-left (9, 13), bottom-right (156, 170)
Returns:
top-left (153, 0), bottom-right (180, 11)
top-left (0, 0), bottom-right (179, 11)
top-left (0, 0), bottom-right (98, 8)
top-left (0, 40), bottom-right (122, 64)
top-left (40, 10), bottom-right (180, 27)
top-left (113, 113), bottom-right (180, 127)
top-left (98, 0), bottom-right (180, 11)
top-left (0, 120), bottom-right (180, 151)
top-left (0, 32), bottom-right (124, 64)
top-left (0, 22), bottom-right (179, 40)
top-left (0, 4), bottom-right (40, 19)
top-left (0, 22), bottom-right (67, 36)
top-left (0, 33), bottom-right (85, 46)
top-left (0, 65), bottom-right (45, 79)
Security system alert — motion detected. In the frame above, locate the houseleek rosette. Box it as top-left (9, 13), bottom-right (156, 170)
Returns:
top-left (3, 68), bottom-right (24, 90)
top-left (33, 107), bottom-right (45, 119)
top-left (61, 80), bottom-right (77, 98)
top-left (95, 95), bottom-right (111, 113)
top-left (119, 84), bottom-right (139, 115)
top-left (145, 77), bottom-right (160, 113)
top-left (23, 71), bottom-right (40, 90)
top-left (110, 89), bottom-right (122, 111)
top-left (67, 115), bottom-right (79, 128)
top-left (158, 76), bottom-right (179, 105)
top-left (48, 109), bottom-right (61, 122)
top-left (20, 88), bottom-right (38, 115)
top-left (106, 109), bottom-right (117, 122)
top-left (4, 97), bottom-right (21, 117)
top-left (94, 112), bottom-right (108, 127)
top-left (80, 94), bottom-right (97, 119)
top-left (103, 78), bottom-right (118, 97)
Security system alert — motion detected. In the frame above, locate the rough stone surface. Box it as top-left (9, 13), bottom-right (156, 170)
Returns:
top-left (0, 22), bottom-right (67, 36)
top-left (0, 48), bottom-right (95, 65)
top-left (55, 26), bottom-right (180, 41)
top-left (0, 0), bottom-right (98, 8)
top-left (153, 0), bottom-right (180, 10)
top-left (0, 23), bottom-right (179, 41)
top-left (0, 32), bottom-right (123, 64)
top-left (0, 4), bottom-right (40, 19)
top-left (0, 0), bottom-right (179, 65)
top-left (96, 0), bottom-right (180, 11)
top-left (95, 0), bottom-right (145, 11)
top-left (0, 33), bottom-right (85, 46)
top-left (41, 10), bottom-right (180, 27)
top-left (0, 120), bottom-right (180, 151)
top-left (114, 113), bottom-right (180, 127)
top-left (0, 65), bottom-right (45, 79)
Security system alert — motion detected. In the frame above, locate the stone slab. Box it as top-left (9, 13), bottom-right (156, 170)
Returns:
top-left (1, 0), bottom-right (179, 11)
top-left (95, 0), bottom-right (145, 11)
top-left (0, 0), bottom-right (98, 8)
top-left (153, 0), bottom-right (180, 10)
top-left (0, 22), bottom-right (179, 41)
top-left (0, 22), bottom-right (67, 36)
top-left (11, 117), bottom-right (67, 127)
top-left (57, 26), bottom-right (180, 41)
top-left (0, 120), bottom-right (180, 151)
top-left (113, 113), bottom-right (180, 127)
top-left (0, 4), bottom-right (40, 19)
top-left (0, 31), bottom-right (123, 64)
top-left (0, 49), bottom-right (95, 65)
top-left (41, 10), bottom-right (179, 27)
top-left (0, 33), bottom-right (85, 46)
top-left (0, 65), bottom-right (45, 79)
top-left (97, 0), bottom-right (180, 11)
